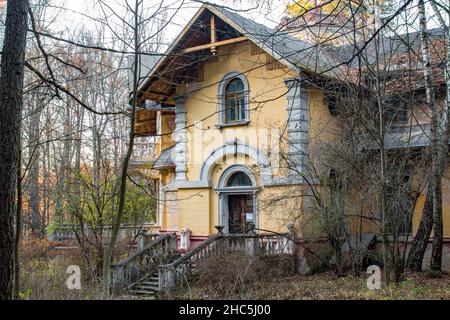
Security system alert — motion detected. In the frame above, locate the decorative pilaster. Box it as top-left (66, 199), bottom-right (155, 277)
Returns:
top-left (284, 78), bottom-right (309, 178)
top-left (173, 96), bottom-right (188, 181)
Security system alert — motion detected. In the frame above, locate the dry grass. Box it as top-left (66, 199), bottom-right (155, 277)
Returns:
top-left (18, 241), bottom-right (450, 300)
top-left (174, 254), bottom-right (450, 300)
top-left (18, 237), bottom-right (141, 300)
top-left (18, 239), bottom-right (102, 300)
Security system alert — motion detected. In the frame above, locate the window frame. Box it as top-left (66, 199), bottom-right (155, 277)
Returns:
top-left (217, 72), bottom-right (250, 128)
top-left (226, 171), bottom-right (253, 187)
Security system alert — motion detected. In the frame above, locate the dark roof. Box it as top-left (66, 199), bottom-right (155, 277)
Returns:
top-left (139, 4), bottom-right (446, 98)
top-left (209, 5), bottom-right (344, 79)
top-left (333, 28), bottom-right (445, 68)
top-left (153, 146), bottom-right (175, 169)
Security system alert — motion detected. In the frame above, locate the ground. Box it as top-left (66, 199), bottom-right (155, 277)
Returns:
top-left (174, 272), bottom-right (450, 300)
top-left (18, 241), bottom-right (450, 300)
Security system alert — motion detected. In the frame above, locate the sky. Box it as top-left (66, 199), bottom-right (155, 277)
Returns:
top-left (42, 0), bottom-right (444, 54)
top-left (47, 0), bottom-right (291, 50)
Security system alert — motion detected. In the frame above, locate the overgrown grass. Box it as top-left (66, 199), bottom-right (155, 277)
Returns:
top-left (18, 241), bottom-right (450, 300)
top-left (18, 239), bottom-right (101, 300)
top-left (173, 254), bottom-right (450, 300)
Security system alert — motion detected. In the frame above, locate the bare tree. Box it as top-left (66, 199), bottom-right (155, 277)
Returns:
top-left (0, 0), bottom-right (30, 300)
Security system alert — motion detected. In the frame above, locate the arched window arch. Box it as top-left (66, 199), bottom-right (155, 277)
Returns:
top-left (217, 72), bottom-right (249, 126)
top-left (217, 164), bottom-right (257, 189)
top-left (226, 171), bottom-right (253, 187)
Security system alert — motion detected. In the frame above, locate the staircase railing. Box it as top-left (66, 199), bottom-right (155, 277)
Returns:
top-left (158, 227), bottom-right (295, 292)
top-left (111, 232), bottom-right (177, 292)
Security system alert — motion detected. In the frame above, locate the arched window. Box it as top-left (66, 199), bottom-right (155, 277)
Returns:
top-left (218, 72), bottom-right (249, 126)
top-left (227, 171), bottom-right (252, 187)
top-left (224, 78), bottom-right (246, 123)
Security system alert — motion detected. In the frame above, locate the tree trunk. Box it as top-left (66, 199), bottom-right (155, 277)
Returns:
top-left (418, 0), bottom-right (443, 272)
top-left (408, 1), bottom-right (450, 272)
top-left (373, 15), bottom-right (391, 284)
top-left (407, 186), bottom-right (433, 271)
top-left (101, 0), bottom-right (140, 299)
top-left (14, 135), bottom-right (23, 299)
top-left (0, 0), bottom-right (29, 300)
top-left (431, 1), bottom-right (450, 272)
top-left (28, 96), bottom-right (43, 237)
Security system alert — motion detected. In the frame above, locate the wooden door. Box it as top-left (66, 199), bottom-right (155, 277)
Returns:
top-left (228, 194), bottom-right (253, 233)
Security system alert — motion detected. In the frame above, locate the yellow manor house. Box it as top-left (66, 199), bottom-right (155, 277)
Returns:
top-left (130, 4), bottom-right (450, 268)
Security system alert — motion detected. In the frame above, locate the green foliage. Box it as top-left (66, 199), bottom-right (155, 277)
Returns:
top-left (64, 174), bottom-right (156, 228)
top-left (18, 289), bottom-right (32, 300)
top-left (123, 182), bottom-right (157, 225)
top-left (46, 223), bottom-right (58, 236)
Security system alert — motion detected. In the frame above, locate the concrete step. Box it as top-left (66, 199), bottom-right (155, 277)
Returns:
top-left (135, 283), bottom-right (158, 288)
top-left (134, 286), bottom-right (158, 292)
top-left (119, 294), bottom-right (155, 300)
top-left (141, 280), bottom-right (159, 286)
top-left (129, 289), bottom-right (155, 296)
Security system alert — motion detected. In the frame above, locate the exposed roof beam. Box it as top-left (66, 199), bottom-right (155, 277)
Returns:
top-left (210, 15), bottom-right (217, 55)
top-left (181, 36), bottom-right (248, 54)
top-left (141, 91), bottom-right (171, 101)
top-left (143, 102), bottom-right (176, 112)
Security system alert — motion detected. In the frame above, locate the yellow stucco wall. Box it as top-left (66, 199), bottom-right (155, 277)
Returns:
top-left (182, 42), bottom-right (297, 182)
top-left (177, 188), bottom-right (211, 235)
top-left (153, 40), bottom-right (450, 240)
top-left (158, 42), bottom-right (303, 236)
top-left (308, 88), bottom-right (339, 176)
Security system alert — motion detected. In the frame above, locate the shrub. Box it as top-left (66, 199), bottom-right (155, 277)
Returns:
top-left (172, 253), bottom-right (294, 299)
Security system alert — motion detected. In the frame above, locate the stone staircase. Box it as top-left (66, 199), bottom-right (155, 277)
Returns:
top-left (111, 233), bottom-right (178, 299)
top-left (127, 253), bottom-right (180, 299)
top-left (112, 226), bottom-right (296, 299)
top-left (129, 272), bottom-right (160, 297)
top-left (158, 227), bottom-right (296, 293)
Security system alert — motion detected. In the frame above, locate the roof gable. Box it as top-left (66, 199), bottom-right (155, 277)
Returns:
top-left (137, 4), bottom-right (344, 103)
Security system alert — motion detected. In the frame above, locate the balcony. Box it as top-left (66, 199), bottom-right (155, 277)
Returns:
top-left (130, 139), bottom-right (175, 174)
top-left (130, 138), bottom-right (159, 169)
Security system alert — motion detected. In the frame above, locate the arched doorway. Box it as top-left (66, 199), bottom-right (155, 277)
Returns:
top-left (216, 165), bottom-right (259, 234)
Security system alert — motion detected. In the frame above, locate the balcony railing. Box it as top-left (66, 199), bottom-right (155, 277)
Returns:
top-left (130, 139), bottom-right (159, 168)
